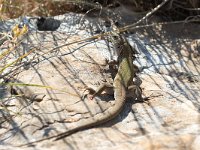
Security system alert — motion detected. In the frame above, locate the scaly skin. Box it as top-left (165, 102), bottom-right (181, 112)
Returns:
top-left (54, 33), bottom-right (136, 140)
top-left (16, 32), bottom-right (141, 147)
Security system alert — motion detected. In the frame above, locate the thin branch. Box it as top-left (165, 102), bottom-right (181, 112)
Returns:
top-left (120, 0), bottom-right (171, 32)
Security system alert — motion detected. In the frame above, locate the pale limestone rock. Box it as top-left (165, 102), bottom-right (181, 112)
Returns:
top-left (0, 11), bottom-right (200, 150)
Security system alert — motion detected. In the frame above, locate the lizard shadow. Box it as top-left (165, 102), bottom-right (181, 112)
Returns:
top-left (97, 96), bottom-right (150, 127)
top-left (84, 96), bottom-right (151, 141)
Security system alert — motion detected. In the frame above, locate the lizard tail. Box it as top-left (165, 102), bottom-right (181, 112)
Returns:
top-left (16, 81), bottom-right (126, 146)
top-left (54, 82), bottom-right (126, 140)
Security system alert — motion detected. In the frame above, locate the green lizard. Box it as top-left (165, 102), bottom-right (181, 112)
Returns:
top-left (55, 30), bottom-right (142, 139)
top-left (16, 28), bottom-right (142, 146)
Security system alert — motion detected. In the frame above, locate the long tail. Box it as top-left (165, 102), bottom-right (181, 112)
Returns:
top-left (17, 82), bottom-right (126, 147)
top-left (55, 83), bottom-right (126, 140)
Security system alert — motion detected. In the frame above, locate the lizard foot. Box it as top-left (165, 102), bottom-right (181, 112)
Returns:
top-left (82, 83), bottom-right (113, 100)
top-left (82, 87), bottom-right (96, 100)
top-left (127, 85), bottom-right (142, 100)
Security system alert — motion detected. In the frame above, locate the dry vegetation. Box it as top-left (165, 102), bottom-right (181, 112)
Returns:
top-left (0, 0), bottom-right (199, 78)
top-left (0, 0), bottom-right (200, 148)
top-left (0, 0), bottom-right (199, 20)
top-left (0, 0), bottom-right (199, 81)
top-left (0, 0), bottom-right (76, 19)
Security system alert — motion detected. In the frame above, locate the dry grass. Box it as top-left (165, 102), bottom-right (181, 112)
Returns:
top-left (0, 0), bottom-right (77, 20)
top-left (0, 0), bottom-right (199, 20)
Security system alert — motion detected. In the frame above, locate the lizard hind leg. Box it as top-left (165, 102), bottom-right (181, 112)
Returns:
top-left (127, 77), bottom-right (143, 101)
top-left (127, 85), bottom-right (142, 100)
top-left (82, 83), bottom-right (114, 100)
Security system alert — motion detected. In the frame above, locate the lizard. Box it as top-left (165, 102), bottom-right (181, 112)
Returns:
top-left (16, 26), bottom-right (142, 147)
top-left (53, 27), bottom-right (142, 139)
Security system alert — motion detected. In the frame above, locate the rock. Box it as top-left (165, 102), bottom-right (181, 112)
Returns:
top-left (0, 10), bottom-right (200, 150)
top-left (36, 17), bottom-right (61, 31)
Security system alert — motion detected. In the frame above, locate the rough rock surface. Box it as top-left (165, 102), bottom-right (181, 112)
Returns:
top-left (0, 12), bottom-right (200, 150)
